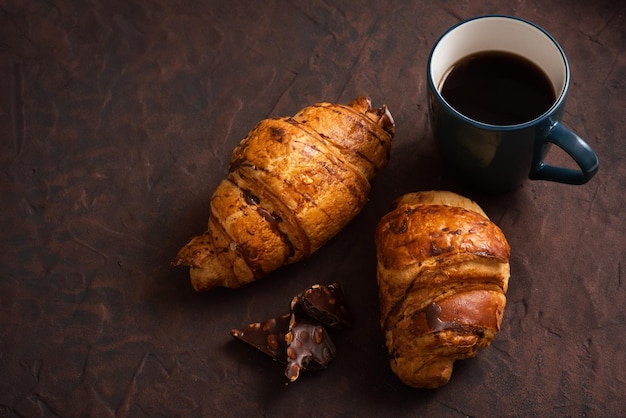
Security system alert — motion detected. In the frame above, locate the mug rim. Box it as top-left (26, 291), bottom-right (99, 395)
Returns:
top-left (427, 14), bottom-right (570, 131)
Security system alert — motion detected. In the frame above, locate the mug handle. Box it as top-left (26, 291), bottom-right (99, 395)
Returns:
top-left (530, 122), bottom-right (599, 184)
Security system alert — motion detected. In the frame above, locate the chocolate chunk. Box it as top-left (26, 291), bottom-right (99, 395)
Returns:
top-left (230, 313), bottom-right (291, 363)
top-left (294, 283), bottom-right (352, 329)
top-left (230, 283), bottom-right (350, 382)
top-left (284, 303), bottom-right (337, 382)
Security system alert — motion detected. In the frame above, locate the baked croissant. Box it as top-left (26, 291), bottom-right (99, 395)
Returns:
top-left (375, 191), bottom-right (510, 388)
top-left (174, 97), bottom-right (395, 291)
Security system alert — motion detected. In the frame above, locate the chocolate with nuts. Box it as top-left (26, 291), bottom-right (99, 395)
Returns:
top-left (230, 313), bottom-right (291, 363)
top-left (230, 283), bottom-right (350, 382)
top-left (295, 283), bottom-right (351, 330)
top-left (284, 300), bottom-right (337, 382)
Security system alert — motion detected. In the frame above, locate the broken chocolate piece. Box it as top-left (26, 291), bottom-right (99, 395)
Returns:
top-left (230, 313), bottom-right (291, 363)
top-left (297, 283), bottom-right (351, 329)
top-left (229, 282), bottom-right (350, 382)
top-left (285, 303), bottom-right (337, 382)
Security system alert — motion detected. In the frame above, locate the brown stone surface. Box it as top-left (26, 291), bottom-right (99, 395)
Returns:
top-left (1, 0), bottom-right (624, 416)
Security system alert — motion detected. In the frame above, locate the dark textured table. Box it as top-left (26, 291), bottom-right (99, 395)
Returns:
top-left (1, 1), bottom-right (624, 416)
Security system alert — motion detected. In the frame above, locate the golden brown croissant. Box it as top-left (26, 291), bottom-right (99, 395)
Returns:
top-left (174, 97), bottom-right (394, 291)
top-left (375, 190), bottom-right (510, 388)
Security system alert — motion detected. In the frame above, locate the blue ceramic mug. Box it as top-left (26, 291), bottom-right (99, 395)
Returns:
top-left (427, 15), bottom-right (599, 193)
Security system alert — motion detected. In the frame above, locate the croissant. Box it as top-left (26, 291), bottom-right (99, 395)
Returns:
top-left (375, 190), bottom-right (511, 388)
top-left (174, 97), bottom-right (395, 291)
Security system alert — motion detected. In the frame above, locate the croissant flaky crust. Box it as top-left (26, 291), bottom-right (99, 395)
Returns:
top-left (375, 191), bottom-right (510, 388)
top-left (174, 97), bottom-right (395, 291)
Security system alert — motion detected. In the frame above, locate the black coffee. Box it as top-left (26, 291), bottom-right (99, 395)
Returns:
top-left (440, 51), bottom-right (556, 125)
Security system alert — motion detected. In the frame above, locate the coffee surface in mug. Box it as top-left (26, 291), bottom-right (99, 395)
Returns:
top-left (440, 51), bottom-right (556, 125)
